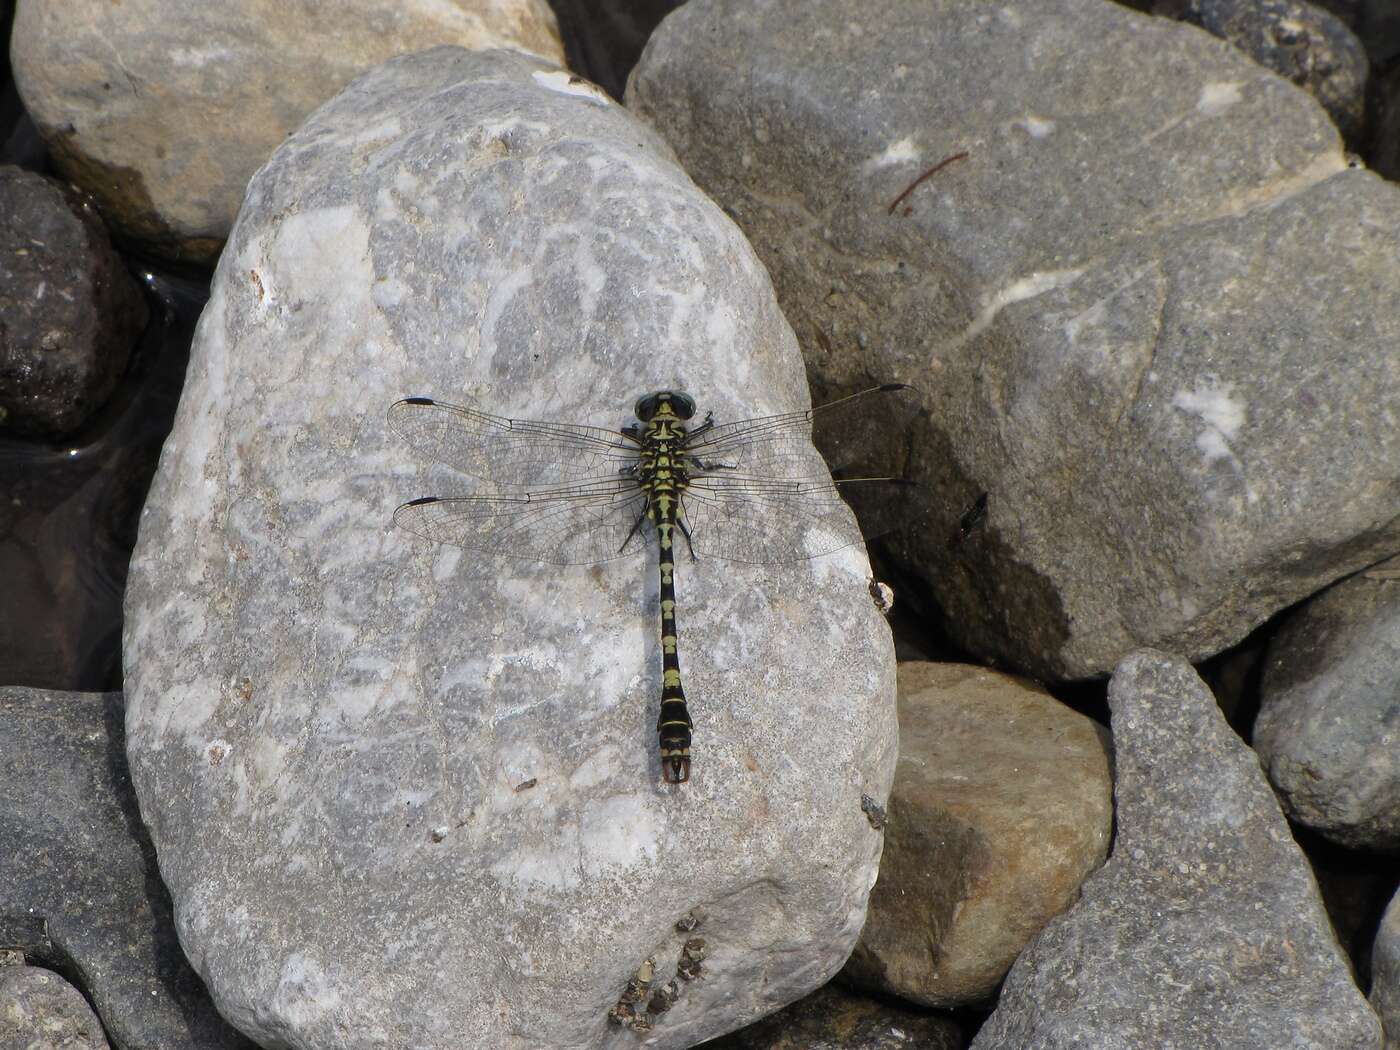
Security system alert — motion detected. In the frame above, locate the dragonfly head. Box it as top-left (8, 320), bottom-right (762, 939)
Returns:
top-left (635, 391), bottom-right (696, 423)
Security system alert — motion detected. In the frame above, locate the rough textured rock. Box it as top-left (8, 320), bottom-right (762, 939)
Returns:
top-left (628, 0), bottom-right (1400, 681)
top-left (1253, 556), bottom-right (1400, 851)
top-left (123, 47), bottom-right (897, 1050)
top-left (968, 650), bottom-right (1381, 1049)
top-left (0, 166), bottom-right (147, 437)
top-left (0, 960), bottom-right (111, 1050)
top-left (698, 981), bottom-right (964, 1050)
top-left (0, 688), bottom-right (256, 1050)
top-left (843, 663), bottom-right (1113, 1007)
top-left (1375, 889), bottom-right (1400, 1050)
top-left (10, 0), bottom-right (564, 264)
top-left (1151, 0), bottom-right (1369, 142)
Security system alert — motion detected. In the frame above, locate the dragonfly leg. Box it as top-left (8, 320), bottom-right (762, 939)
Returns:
top-left (687, 412), bottom-right (716, 439)
top-left (676, 514), bottom-right (698, 562)
top-left (617, 504), bottom-right (650, 554)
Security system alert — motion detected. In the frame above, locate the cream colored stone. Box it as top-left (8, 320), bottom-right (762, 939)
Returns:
top-left (11, 0), bottom-right (564, 263)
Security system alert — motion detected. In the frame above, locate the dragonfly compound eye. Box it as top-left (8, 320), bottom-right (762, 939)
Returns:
top-left (667, 393), bottom-right (697, 420)
top-left (635, 394), bottom-right (660, 422)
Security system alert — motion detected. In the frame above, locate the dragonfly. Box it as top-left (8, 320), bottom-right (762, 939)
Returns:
top-left (388, 383), bottom-right (920, 784)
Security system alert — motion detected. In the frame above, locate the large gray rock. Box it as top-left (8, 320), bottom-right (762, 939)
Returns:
top-left (1253, 556), bottom-right (1400, 850)
top-left (843, 663), bottom-right (1113, 1007)
top-left (10, 0), bottom-right (563, 264)
top-left (123, 47), bottom-right (897, 1050)
top-left (628, 0), bottom-right (1400, 681)
top-left (0, 688), bottom-right (255, 1050)
top-left (968, 650), bottom-right (1381, 1049)
top-left (0, 959), bottom-right (111, 1050)
top-left (1376, 889), bottom-right (1400, 1050)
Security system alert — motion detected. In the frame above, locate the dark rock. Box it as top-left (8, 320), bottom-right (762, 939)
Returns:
top-left (699, 981), bottom-right (965, 1050)
top-left (1152, 0), bottom-right (1369, 142)
top-left (968, 650), bottom-right (1381, 1049)
top-left (0, 687), bottom-right (257, 1050)
top-left (1254, 556), bottom-right (1400, 851)
top-left (0, 167), bottom-right (146, 437)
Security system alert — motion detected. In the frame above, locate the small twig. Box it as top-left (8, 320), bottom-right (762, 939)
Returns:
top-left (887, 151), bottom-right (969, 215)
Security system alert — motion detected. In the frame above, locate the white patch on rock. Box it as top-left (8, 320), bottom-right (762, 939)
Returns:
top-left (946, 267), bottom-right (1086, 357)
top-left (1172, 381), bottom-right (1252, 496)
top-left (493, 793), bottom-right (660, 891)
top-left (1019, 115), bottom-right (1055, 138)
top-left (861, 137), bottom-right (921, 172)
top-left (271, 954), bottom-right (342, 1025)
top-left (1197, 81), bottom-right (1243, 117)
top-left (531, 69), bottom-right (609, 106)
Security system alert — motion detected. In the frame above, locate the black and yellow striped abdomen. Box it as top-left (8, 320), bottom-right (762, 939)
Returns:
top-left (635, 394), bottom-right (695, 783)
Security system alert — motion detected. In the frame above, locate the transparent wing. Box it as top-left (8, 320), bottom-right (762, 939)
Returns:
top-left (393, 476), bottom-right (650, 566)
top-left (682, 384), bottom-right (921, 480)
top-left (388, 397), bottom-right (639, 487)
top-left (679, 384), bottom-right (922, 563)
top-left (681, 474), bottom-right (857, 563)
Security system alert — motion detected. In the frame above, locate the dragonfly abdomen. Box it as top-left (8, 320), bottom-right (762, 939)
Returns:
top-left (655, 509), bottom-right (692, 783)
top-left (641, 405), bottom-right (695, 784)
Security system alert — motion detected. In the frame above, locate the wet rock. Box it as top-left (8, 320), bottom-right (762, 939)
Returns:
top-left (699, 981), bottom-right (964, 1049)
top-left (0, 166), bottom-right (147, 437)
top-left (628, 0), bottom-right (1400, 682)
top-left (0, 959), bottom-right (111, 1050)
top-left (1253, 556), bottom-right (1400, 851)
top-left (10, 0), bottom-right (564, 264)
top-left (843, 663), bottom-right (1113, 1007)
top-left (1151, 0), bottom-right (1368, 142)
top-left (968, 650), bottom-right (1381, 1049)
top-left (123, 46), bottom-right (897, 1050)
top-left (1375, 889), bottom-right (1400, 1050)
top-left (0, 687), bottom-right (256, 1050)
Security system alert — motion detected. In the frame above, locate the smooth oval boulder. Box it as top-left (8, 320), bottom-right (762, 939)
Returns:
top-left (10, 0), bottom-right (564, 263)
top-left (843, 663), bottom-right (1112, 1007)
top-left (628, 0), bottom-right (1400, 681)
top-left (122, 47), bottom-right (897, 1050)
top-left (1254, 556), bottom-right (1400, 851)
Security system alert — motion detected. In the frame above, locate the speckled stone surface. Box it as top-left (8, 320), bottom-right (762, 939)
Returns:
top-left (629, 0), bottom-right (1400, 681)
top-left (968, 650), bottom-right (1381, 1050)
top-left (122, 47), bottom-right (897, 1049)
top-left (0, 960), bottom-right (111, 1050)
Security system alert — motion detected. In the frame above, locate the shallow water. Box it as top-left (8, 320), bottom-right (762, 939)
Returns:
top-left (0, 271), bottom-right (207, 690)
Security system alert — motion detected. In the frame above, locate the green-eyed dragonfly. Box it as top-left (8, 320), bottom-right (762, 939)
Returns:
top-left (389, 383), bottom-right (920, 784)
